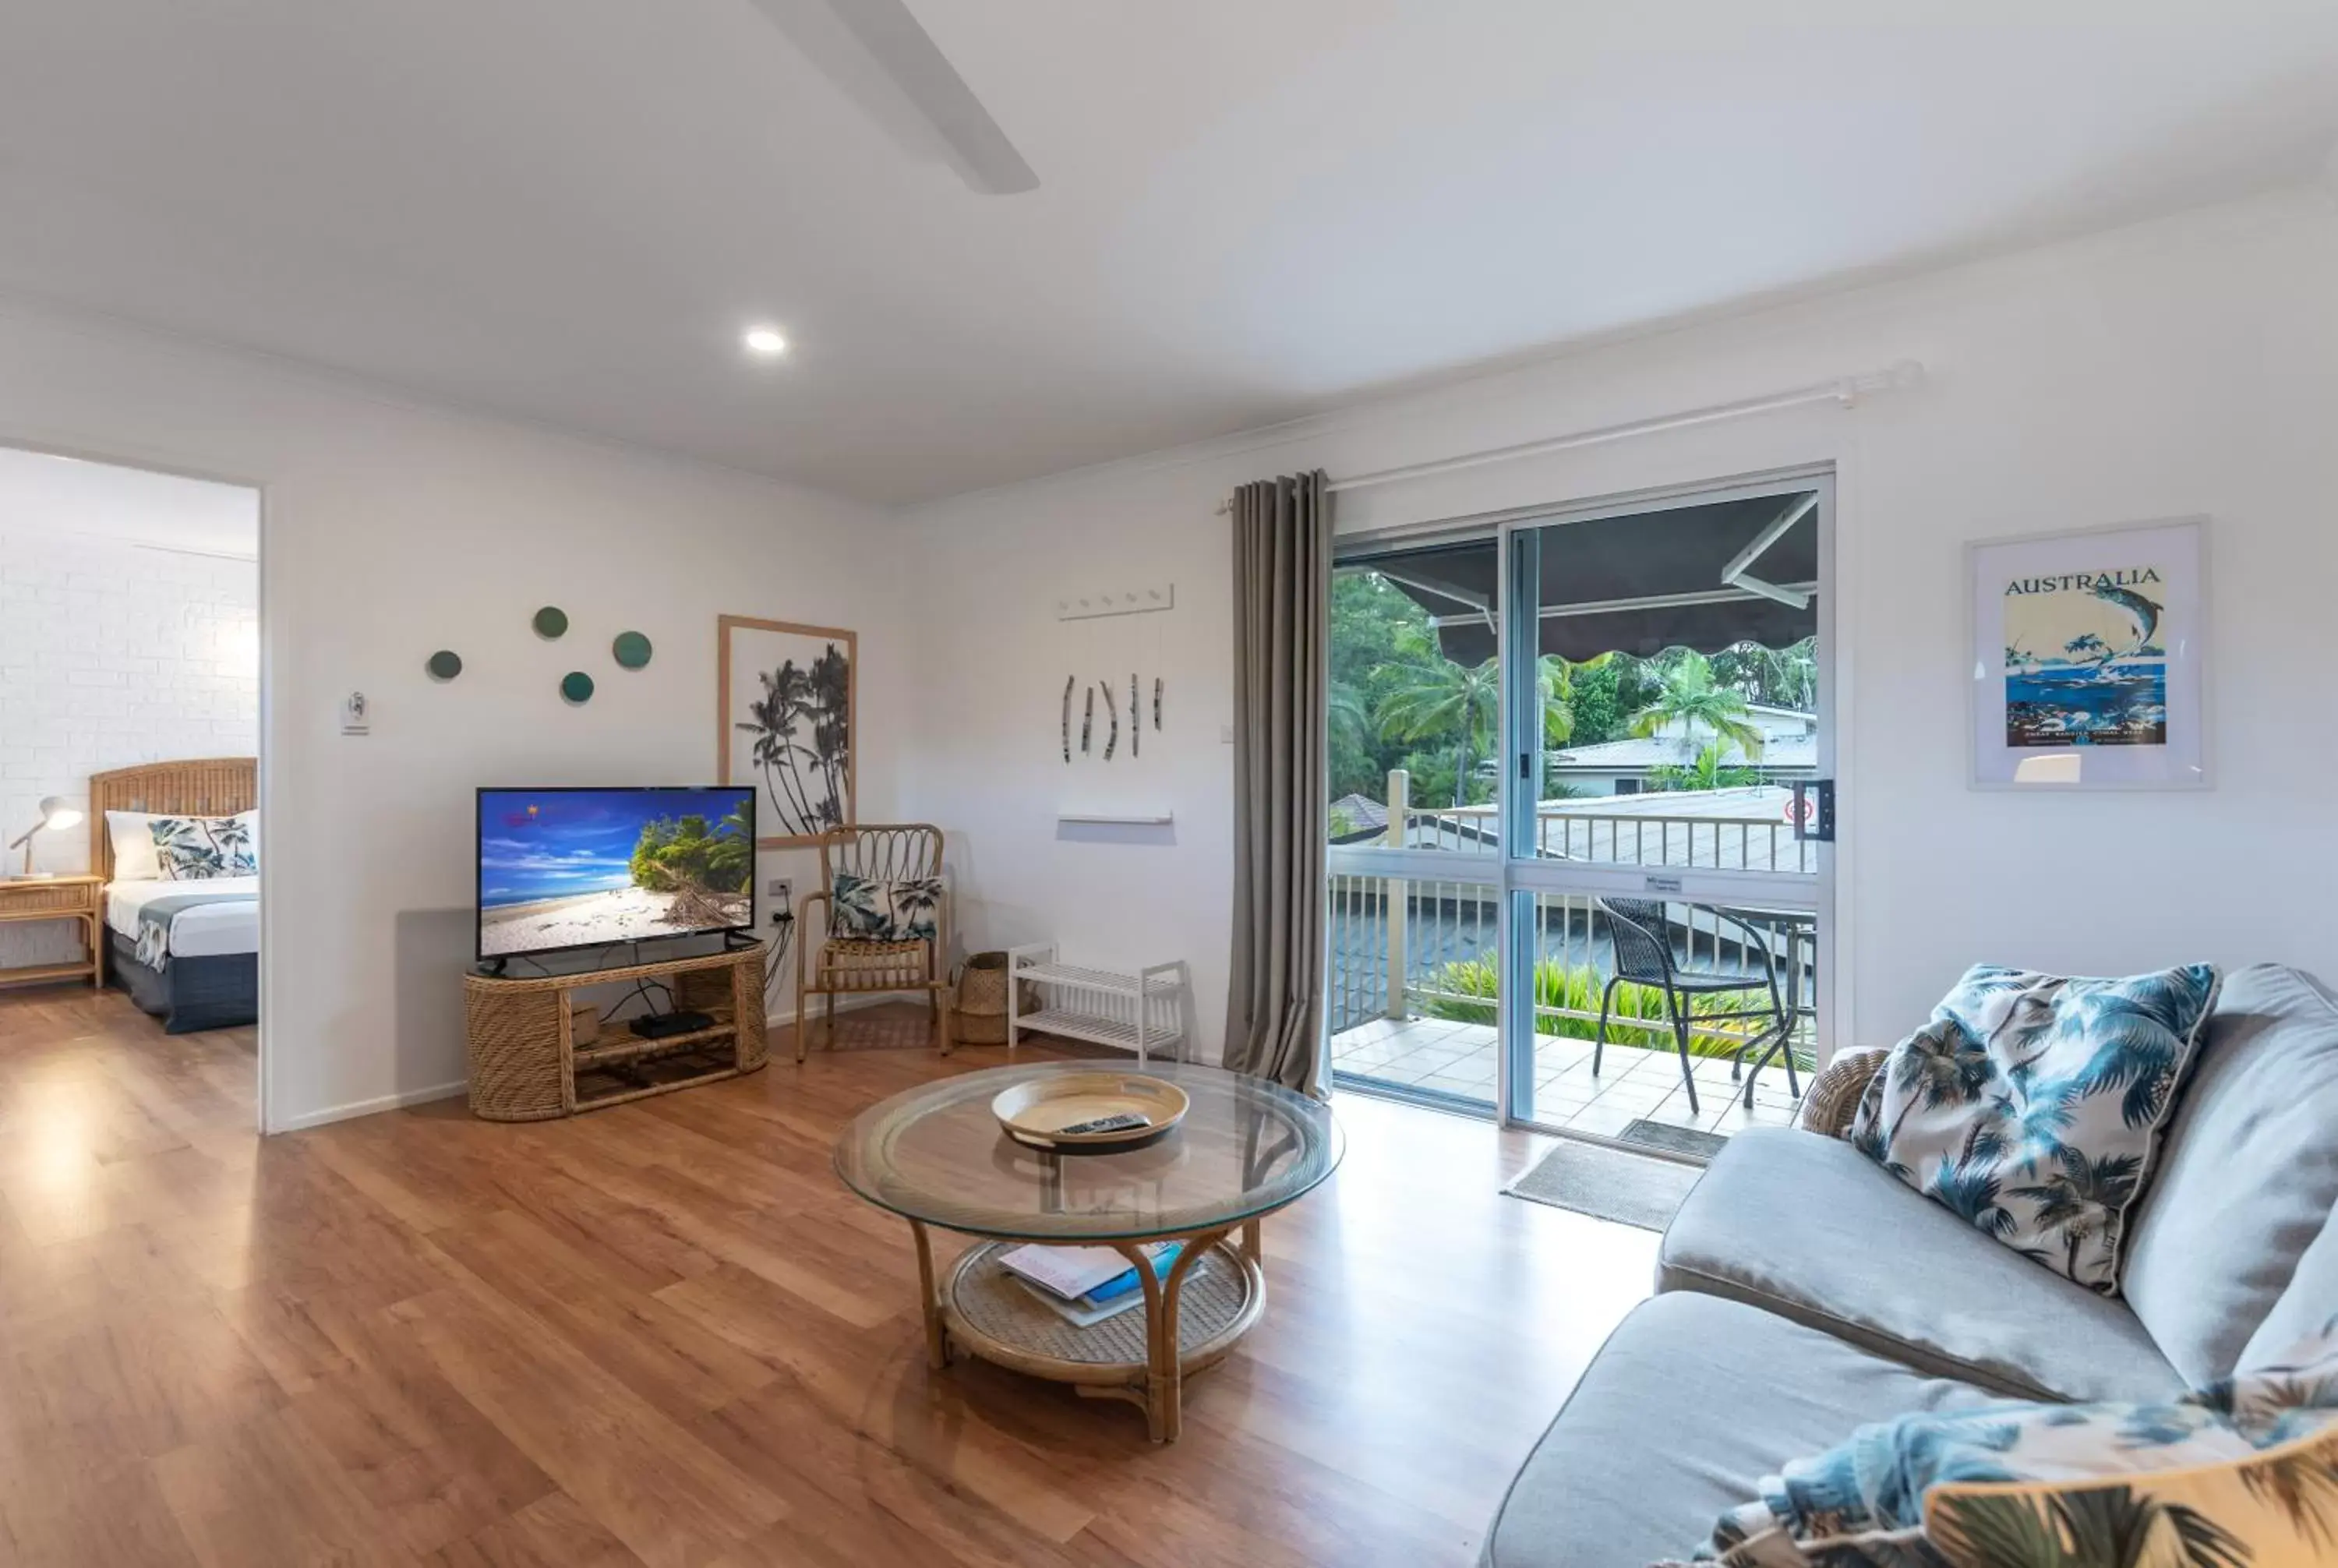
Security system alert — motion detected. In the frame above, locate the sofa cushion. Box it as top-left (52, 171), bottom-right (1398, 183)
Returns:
top-left (2237, 1207), bottom-right (2338, 1378)
top-left (1478, 1292), bottom-right (1996, 1568)
top-left (2121, 964), bottom-right (2338, 1387)
top-left (1848, 962), bottom-right (2221, 1295)
top-left (1659, 1127), bottom-right (2184, 1404)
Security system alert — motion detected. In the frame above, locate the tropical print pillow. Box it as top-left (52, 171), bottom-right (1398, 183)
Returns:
top-left (1680, 1313), bottom-right (2338, 1567)
top-left (829, 872), bottom-right (941, 941)
top-left (150, 812), bottom-right (257, 881)
top-left (1848, 964), bottom-right (2220, 1294)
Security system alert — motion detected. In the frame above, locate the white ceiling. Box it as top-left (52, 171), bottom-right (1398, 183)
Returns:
top-left (0, 447), bottom-right (259, 558)
top-left (4, 2), bottom-right (2336, 505)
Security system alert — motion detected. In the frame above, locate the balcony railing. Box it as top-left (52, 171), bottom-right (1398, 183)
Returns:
top-left (1328, 769), bottom-right (1817, 1057)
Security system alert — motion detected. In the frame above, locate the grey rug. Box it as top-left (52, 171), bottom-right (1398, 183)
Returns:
top-left (1621, 1118), bottom-right (1729, 1163)
top-left (1503, 1139), bottom-right (1707, 1231)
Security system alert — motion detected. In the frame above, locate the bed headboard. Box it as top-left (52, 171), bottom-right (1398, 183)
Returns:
top-left (88, 758), bottom-right (257, 881)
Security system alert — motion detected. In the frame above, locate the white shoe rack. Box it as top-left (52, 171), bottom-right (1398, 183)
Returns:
top-left (1005, 944), bottom-right (1190, 1068)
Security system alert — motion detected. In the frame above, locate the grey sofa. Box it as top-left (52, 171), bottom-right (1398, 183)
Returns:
top-left (1479, 962), bottom-right (2338, 1566)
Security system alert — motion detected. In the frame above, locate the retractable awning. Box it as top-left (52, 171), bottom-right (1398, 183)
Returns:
top-left (1362, 493), bottom-right (1818, 664)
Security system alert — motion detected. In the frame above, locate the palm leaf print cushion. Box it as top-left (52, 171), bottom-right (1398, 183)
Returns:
top-left (1847, 964), bottom-right (2219, 1295)
top-left (149, 812), bottom-right (257, 881)
top-left (1676, 1312), bottom-right (2338, 1567)
top-left (828, 873), bottom-right (940, 941)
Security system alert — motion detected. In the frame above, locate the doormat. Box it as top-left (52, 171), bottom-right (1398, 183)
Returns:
top-left (1502, 1139), bottom-right (1706, 1233)
top-left (1620, 1119), bottom-right (1729, 1163)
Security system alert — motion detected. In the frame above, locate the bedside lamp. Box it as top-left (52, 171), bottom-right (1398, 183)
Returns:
top-left (8, 797), bottom-right (84, 879)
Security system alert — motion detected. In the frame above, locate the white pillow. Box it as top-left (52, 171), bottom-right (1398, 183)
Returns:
top-left (106, 810), bottom-right (164, 881)
top-left (106, 808), bottom-right (256, 882)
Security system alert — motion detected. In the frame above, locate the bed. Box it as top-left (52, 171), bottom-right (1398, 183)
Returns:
top-left (90, 758), bottom-right (258, 1034)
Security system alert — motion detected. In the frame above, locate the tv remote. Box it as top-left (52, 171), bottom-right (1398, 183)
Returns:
top-left (1058, 1112), bottom-right (1151, 1136)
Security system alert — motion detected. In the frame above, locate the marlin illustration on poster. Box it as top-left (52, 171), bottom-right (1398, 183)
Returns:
top-left (2000, 565), bottom-right (2169, 748)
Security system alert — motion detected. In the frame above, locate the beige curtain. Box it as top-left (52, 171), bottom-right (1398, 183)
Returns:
top-left (1224, 471), bottom-right (1331, 1096)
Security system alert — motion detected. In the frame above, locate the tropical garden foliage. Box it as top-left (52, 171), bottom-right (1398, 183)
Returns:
top-left (1328, 567), bottom-right (1814, 808)
top-left (1415, 952), bottom-right (1799, 1062)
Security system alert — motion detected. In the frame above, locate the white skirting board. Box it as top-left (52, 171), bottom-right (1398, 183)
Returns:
top-left (271, 1077), bottom-right (468, 1133)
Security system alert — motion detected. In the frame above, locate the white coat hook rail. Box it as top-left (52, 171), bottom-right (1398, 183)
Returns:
top-left (1056, 583), bottom-right (1175, 621)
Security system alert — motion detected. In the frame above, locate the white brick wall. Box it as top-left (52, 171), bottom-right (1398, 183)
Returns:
top-left (0, 531), bottom-right (257, 966)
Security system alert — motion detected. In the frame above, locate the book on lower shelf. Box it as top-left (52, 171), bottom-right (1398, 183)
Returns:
top-left (998, 1241), bottom-right (1184, 1327)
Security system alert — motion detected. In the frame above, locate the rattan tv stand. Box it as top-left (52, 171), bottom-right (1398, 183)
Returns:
top-left (462, 943), bottom-right (768, 1121)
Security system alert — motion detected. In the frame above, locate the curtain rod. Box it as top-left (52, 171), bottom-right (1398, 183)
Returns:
top-left (1214, 359), bottom-right (1923, 514)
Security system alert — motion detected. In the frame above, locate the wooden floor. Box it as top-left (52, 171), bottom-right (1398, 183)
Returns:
top-left (0, 987), bottom-right (1658, 1567)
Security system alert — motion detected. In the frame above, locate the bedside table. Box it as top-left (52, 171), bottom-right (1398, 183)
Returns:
top-left (0, 875), bottom-right (104, 991)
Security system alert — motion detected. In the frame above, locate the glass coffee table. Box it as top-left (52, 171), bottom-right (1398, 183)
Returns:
top-left (834, 1060), bottom-right (1342, 1443)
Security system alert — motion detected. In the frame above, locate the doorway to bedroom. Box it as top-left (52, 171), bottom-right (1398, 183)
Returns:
top-left (0, 444), bottom-right (263, 1097)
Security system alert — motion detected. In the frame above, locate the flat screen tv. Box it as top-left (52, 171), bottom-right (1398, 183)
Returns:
top-left (476, 786), bottom-right (755, 962)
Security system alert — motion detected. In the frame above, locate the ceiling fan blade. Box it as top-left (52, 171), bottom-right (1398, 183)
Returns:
top-left (750, 0), bottom-right (1038, 195)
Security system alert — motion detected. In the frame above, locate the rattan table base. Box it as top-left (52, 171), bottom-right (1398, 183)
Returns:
top-left (918, 1223), bottom-right (1266, 1443)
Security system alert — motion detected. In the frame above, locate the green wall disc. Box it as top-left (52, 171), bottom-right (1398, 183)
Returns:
top-left (426, 650), bottom-right (463, 681)
top-left (532, 606), bottom-right (569, 639)
top-left (560, 670), bottom-right (594, 704)
top-left (612, 630), bottom-right (652, 669)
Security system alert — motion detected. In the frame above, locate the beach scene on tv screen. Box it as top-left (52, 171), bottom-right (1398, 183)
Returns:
top-left (479, 789), bottom-right (753, 956)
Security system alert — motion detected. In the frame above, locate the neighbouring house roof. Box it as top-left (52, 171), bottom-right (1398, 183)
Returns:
top-left (1328, 793), bottom-right (1390, 841)
top-left (1548, 733), bottom-right (1817, 773)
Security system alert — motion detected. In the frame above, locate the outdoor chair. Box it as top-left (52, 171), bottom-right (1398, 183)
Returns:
top-left (1591, 896), bottom-right (1791, 1116)
top-left (795, 823), bottom-right (952, 1061)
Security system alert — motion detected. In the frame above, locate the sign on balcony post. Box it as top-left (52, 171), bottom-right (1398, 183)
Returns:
top-left (1386, 768), bottom-right (1408, 1021)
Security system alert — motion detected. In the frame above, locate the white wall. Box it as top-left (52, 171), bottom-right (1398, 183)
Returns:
top-left (0, 302), bottom-right (904, 1130)
top-left (0, 529), bottom-right (257, 964)
top-left (904, 186), bottom-right (2338, 1059)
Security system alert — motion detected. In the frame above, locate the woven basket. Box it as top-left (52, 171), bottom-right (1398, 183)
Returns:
top-left (954, 950), bottom-right (1014, 1045)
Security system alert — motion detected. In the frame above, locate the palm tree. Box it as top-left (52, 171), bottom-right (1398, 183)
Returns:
top-left (1648, 739), bottom-right (1764, 793)
top-left (807, 643), bottom-right (850, 828)
top-left (2064, 631), bottom-right (2110, 666)
top-left (2071, 990), bottom-right (2194, 1128)
top-left (1878, 1020), bottom-right (1997, 1147)
top-left (738, 662), bottom-right (818, 835)
top-left (1374, 627), bottom-right (1500, 807)
top-left (2239, 1431), bottom-right (2338, 1549)
top-left (1929, 1159), bottom-right (2017, 1241)
top-left (2013, 1146), bottom-right (2144, 1285)
top-left (1930, 1483), bottom-right (2251, 1568)
top-left (1329, 681), bottom-right (1371, 754)
top-left (1627, 652), bottom-right (1767, 765)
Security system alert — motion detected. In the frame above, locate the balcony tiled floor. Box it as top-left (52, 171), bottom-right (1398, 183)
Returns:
top-left (1330, 1015), bottom-right (1806, 1140)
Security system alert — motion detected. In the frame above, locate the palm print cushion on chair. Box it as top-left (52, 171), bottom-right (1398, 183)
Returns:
top-left (150, 812), bottom-right (257, 881)
top-left (1848, 964), bottom-right (2220, 1295)
top-left (829, 872), bottom-right (941, 941)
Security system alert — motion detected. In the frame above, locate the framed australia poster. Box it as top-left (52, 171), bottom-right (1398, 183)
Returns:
top-left (719, 616), bottom-right (857, 847)
top-left (1969, 517), bottom-right (2208, 789)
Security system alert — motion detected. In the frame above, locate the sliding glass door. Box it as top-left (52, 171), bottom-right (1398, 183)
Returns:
top-left (1328, 475), bottom-right (1832, 1148)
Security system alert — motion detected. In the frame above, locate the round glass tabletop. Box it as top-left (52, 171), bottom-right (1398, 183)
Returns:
top-left (832, 1061), bottom-right (1344, 1242)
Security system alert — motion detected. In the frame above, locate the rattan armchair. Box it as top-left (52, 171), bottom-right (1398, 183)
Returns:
top-left (793, 824), bottom-right (952, 1061)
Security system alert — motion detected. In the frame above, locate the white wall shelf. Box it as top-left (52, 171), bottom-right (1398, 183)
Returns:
top-left (1055, 811), bottom-right (1174, 826)
top-left (1006, 945), bottom-right (1189, 1068)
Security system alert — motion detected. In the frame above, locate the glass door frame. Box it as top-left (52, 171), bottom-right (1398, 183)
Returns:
top-left (1488, 468), bottom-right (1838, 1133)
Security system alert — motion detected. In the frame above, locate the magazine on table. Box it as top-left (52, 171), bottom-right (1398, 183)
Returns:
top-left (998, 1241), bottom-right (1185, 1326)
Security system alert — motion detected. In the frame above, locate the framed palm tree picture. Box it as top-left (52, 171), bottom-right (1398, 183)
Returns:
top-left (718, 616), bottom-right (857, 848)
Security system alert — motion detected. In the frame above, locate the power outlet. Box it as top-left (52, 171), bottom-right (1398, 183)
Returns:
top-left (765, 877), bottom-right (792, 906)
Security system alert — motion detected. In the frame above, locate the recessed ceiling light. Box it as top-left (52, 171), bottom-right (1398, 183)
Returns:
top-left (742, 326), bottom-right (789, 356)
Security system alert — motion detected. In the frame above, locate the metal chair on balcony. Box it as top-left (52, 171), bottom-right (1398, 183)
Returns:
top-left (1592, 897), bottom-right (1790, 1116)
